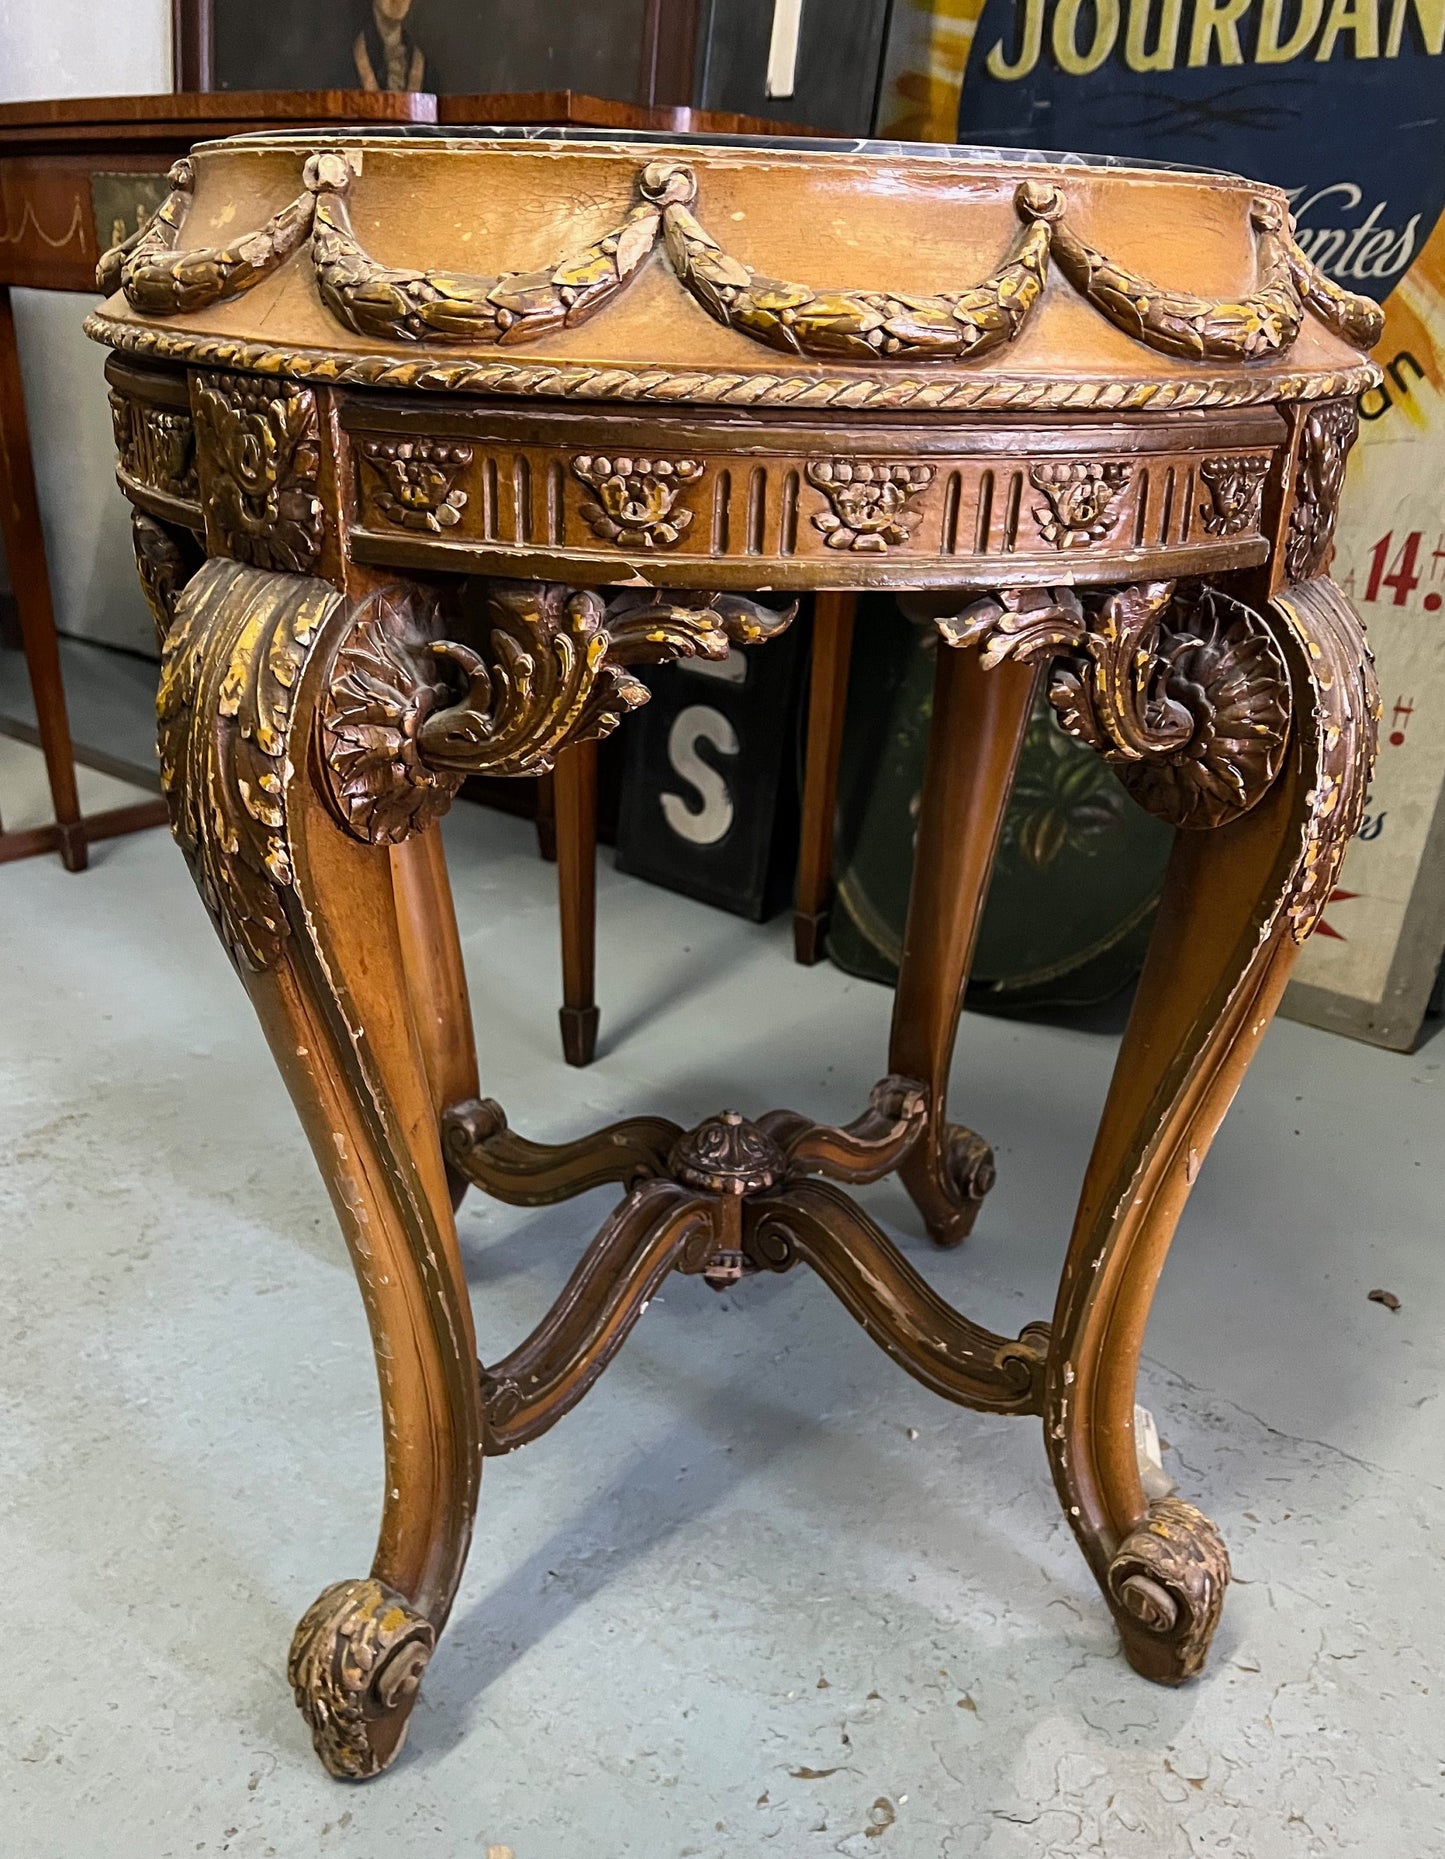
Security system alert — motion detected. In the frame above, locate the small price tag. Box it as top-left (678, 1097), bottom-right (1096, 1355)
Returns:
top-left (766, 0), bottom-right (804, 98)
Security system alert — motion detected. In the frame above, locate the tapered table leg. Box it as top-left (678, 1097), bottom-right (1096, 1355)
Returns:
top-left (0, 284), bottom-right (85, 870)
top-left (793, 591), bottom-right (856, 965)
top-left (887, 639), bottom-right (1039, 1246)
top-left (554, 737), bottom-right (600, 1066)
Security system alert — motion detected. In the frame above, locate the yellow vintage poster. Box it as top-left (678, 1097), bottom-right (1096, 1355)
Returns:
top-left (879, 0), bottom-right (1445, 1044)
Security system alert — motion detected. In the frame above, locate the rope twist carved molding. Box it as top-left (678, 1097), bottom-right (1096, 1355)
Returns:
top-left (287, 1578), bottom-right (436, 1781)
top-left (939, 579), bottom-right (1291, 830)
top-left (84, 311), bottom-right (1379, 415)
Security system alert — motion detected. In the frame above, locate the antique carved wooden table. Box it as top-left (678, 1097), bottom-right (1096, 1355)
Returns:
top-left (88, 126), bottom-right (1381, 1781)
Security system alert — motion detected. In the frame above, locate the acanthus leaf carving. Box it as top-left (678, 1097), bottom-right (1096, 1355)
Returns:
top-left (1268, 576), bottom-right (1380, 942)
top-left (939, 579), bottom-right (1291, 830)
top-left (1029, 459), bottom-right (1132, 549)
top-left (1285, 398), bottom-right (1358, 583)
top-left (360, 437), bottom-right (473, 532)
top-left (157, 558), bottom-right (343, 974)
top-left (130, 510), bottom-right (201, 645)
top-left (1198, 452), bottom-right (1270, 537)
top-left (318, 580), bottom-right (796, 829)
top-left (571, 453), bottom-right (703, 548)
top-left (192, 371), bottom-right (323, 575)
top-left (805, 459), bottom-right (934, 552)
top-left (317, 584), bottom-right (471, 846)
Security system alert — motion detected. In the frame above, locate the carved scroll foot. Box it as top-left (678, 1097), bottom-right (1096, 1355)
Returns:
top-left (1107, 1501), bottom-right (1230, 1685)
top-left (288, 1578), bottom-right (436, 1780)
top-left (898, 1121), bottom-right (998, 1249)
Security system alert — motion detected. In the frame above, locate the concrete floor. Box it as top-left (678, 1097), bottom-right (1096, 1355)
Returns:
top-left (2, 731), bottom-right (1442, 1859)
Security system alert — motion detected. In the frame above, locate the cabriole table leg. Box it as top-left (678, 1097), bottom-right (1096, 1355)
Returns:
top-left (158, 558), bottom-right (484, 1777)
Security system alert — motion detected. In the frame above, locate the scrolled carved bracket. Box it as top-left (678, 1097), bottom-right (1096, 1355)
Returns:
top-left (288, 1577), bottom-right (435, 1780)
top-left (97, 156), bottom-right (320, 317)
top-left (1107, 1499), bottom-right (1230, 1685)
top-left (1268, 577), bottom-right (1380, 942)
top-left (940, 580), bottom-right (1291, 830)
top-left (317, 579), bottom-right (795, 842)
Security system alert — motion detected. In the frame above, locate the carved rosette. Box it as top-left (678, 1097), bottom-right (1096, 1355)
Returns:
top-left (670, 1111), bottom-right (786, 1195)
top-left (1198, 454), bottom-right (1269, 537)
top-left (1107, 1499), bottom-right (1230, 1684)
top-left (572, 453), bottom-right (704, 548)
top-left (1285, 399), bottom-right (1359, 582)
top-left (158, 560), bottom-right (342, 972)
top-left (806, 460), bottom-right (934, 552)
top-left (940, 580), bottom-right (1291, 831)
top-left (1029, 460), bottom-right (1132, 549)
top-left (360, 438), bottom-right (473, 532)
top-left (191, 372), bottom-right (323, 574)
top-left (288, 1578), bottom-right (436, 1780)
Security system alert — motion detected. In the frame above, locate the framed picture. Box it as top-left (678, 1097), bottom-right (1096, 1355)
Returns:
top-left (177, 0), bottom-right (891, 134)
top-left (177, 0), bottom-right (701, 103)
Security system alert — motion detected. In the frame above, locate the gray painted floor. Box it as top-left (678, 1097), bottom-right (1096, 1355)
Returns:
top-left (2, 733), bottom-right (1442, 1859)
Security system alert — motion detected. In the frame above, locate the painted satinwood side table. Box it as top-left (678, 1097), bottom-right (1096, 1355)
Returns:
top-left (88, 126), bottom-right (1381, 1780)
